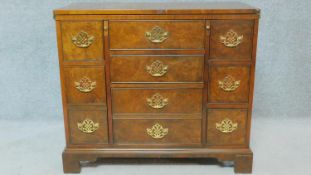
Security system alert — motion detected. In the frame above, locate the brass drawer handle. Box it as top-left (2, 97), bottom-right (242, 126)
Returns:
top-left (218, 75), bottom-right (240, 92)
top-left (216, 118), bottom-right (238, 133)
top-left (72, 31), bottom-right (94, 48)
top-left (220, 30), bottom-right (243, 48)
top-left (77, 119), bottom-right (99, 133)
top-left (146, 60), bottom-right (168, 77)
top-left (146, 123), bottom-right (168, 139)
top-left (74, 76), bottom-right (96, 93)
top-left (146, 93), bottom-right (168, 109)
top-left (145, 26), bottom-right (169, 43)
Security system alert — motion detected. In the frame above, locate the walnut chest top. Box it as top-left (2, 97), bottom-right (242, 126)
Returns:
top-left (54, 2), bottom-right (259, 15)
top-left (54, 2), bottom-right (260, 174)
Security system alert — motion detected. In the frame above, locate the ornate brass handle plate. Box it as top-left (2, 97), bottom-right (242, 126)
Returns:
top-left (220, 30), bottom-right (243, 48)
top-left (146, 93), bottom-right (168, 109)
top-left (218, 75), bottom-right (240, 92)
top-left (146, 60), bottom-right (168, 77)
top-left (145, 26), bottom-right (169, 43)
top-left (74, 76), bottom-right (96, 93)
top-left (72, 31), bottom-right (94, 48)
top-left (216, 118), bottom-right (238, 133)
top-left (77, 119), bottom-right (99, 133)
top-left (146, 123), bottom-right (168, 139)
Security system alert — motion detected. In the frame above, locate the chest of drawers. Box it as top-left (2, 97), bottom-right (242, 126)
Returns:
top-left (54, 2), bottom-right (260, 173)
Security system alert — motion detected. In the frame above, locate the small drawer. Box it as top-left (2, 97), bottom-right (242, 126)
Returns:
top-left (68, 106), bottom-right (108, 145)
top-left (209, 65), bottom-right (250, 103)
top-left (61, 21), bottom-right (104, 62)
top-left (210, 20), bottom-right (254, 59)
top-left (110, 55), bottom-right (204, 82)
top-left (113, 119), bottom-right (201, 145)
top-left (112, 88), bottom-right (202, 114)
top-left (109, 20), bottom-right (205, 50)
top-left (64, 67), bottom-right (106, 104)
top-left (207, 109), bottom-right (247, 146)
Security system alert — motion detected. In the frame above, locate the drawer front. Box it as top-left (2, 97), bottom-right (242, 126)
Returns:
top-left (110, 56), bottom-right (204, 82)
top-left (113, 119), bottom-right (201, 144)
top-left (109, 20), bottom-right (205, 49)
top-left (68, 106), bottom-right (108, 145)
top-left (64, 67), bottom-right (106, 104)
top-left (61, 21), bottom-right (103, 62)
top-left (207, 109), bottom-right (247, 146)
top-left (112, 88), bottom-right (202, 114)
top-left (210, 20), bottom-right (254, 59)
top-left (209, 65), bottom-right (250, 103)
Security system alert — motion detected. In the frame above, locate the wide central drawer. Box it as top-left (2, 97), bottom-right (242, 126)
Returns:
top-left (112, 88), bottom-right (203, 114)
top-left (113, 119), bottom-right (201, 145)
top-left (110, 55), bottom-right (204, 82)
top-left (109, 20), bottom-right (205, 50)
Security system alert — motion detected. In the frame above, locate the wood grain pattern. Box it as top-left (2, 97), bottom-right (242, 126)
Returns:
top-left (55, 14), bottom-right (260, 21)
top-left (56, 20), bottom-right (71, 146)
top-left (109, 20), bottom-right (205, 50)
top-left (202, 20), bottom-right (210, 144)
top-left (61, 147), bottom-right (253, 173)
top-left (210, 20), bottom-right (254, 60)
top-left (245, 18), bottom-right (260, 148)
top-left (61, 21), bottom-right (104, 62)
top-left (113, 119), bottom-right (201, 145)
top-left (54, 2), bottom-right (260, 15)
top-left (234, 153), bottom-right (253, 173)
top-left (207, 109), bottom-right (247, 146)
top-left (208, 64), bottom-right (250, 103)
top-left (68, 106), bottom-right (108, 145)
top-left (110, 55), bottom-right (204, 82)
top-left (64, 67), bottom-right (106, 104)
top-left (112, 88), bottom-right (203, 114)
top-left (110, 83), bottom-right (204, 89)
top-left (54, 2), bottom-right (260, 174)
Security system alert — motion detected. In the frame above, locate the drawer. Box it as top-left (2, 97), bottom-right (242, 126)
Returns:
top-left (113, 119), bottom-right (201, 144)
top-left (68, 106), bottom-right (108, 145)
top-left (64, 67), bottom-right (106, 104)
top-left (209, 65), bottom-right (250, 103)
top-left (61, 21), bottom-right (103, 62)
top-left (109, 20), bottom-right (205, 50)
top-left (112, 88), bottom-right (202, 114)
top-left (110, 55), bottom-right (204, 82)
top-left (207, 109), bottom-right (247, 146)
top-left (210, 20), bottom-right (254, 59)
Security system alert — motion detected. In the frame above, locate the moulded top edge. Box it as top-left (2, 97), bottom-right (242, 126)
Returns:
top-left (53, 2), bottom-right (260, 15)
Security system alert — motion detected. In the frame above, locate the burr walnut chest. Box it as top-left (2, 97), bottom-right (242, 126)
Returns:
top-left (54, 2), bottom-right (260, 174)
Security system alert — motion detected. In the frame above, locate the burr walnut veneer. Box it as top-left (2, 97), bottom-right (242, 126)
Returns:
top-left (54, 2), bottom-right (260, 173)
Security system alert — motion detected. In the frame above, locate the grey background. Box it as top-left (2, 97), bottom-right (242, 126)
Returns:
top-left (1, 0), bottom-right (310, 120)
top-left (1, 0), bottom-right (311, 175)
